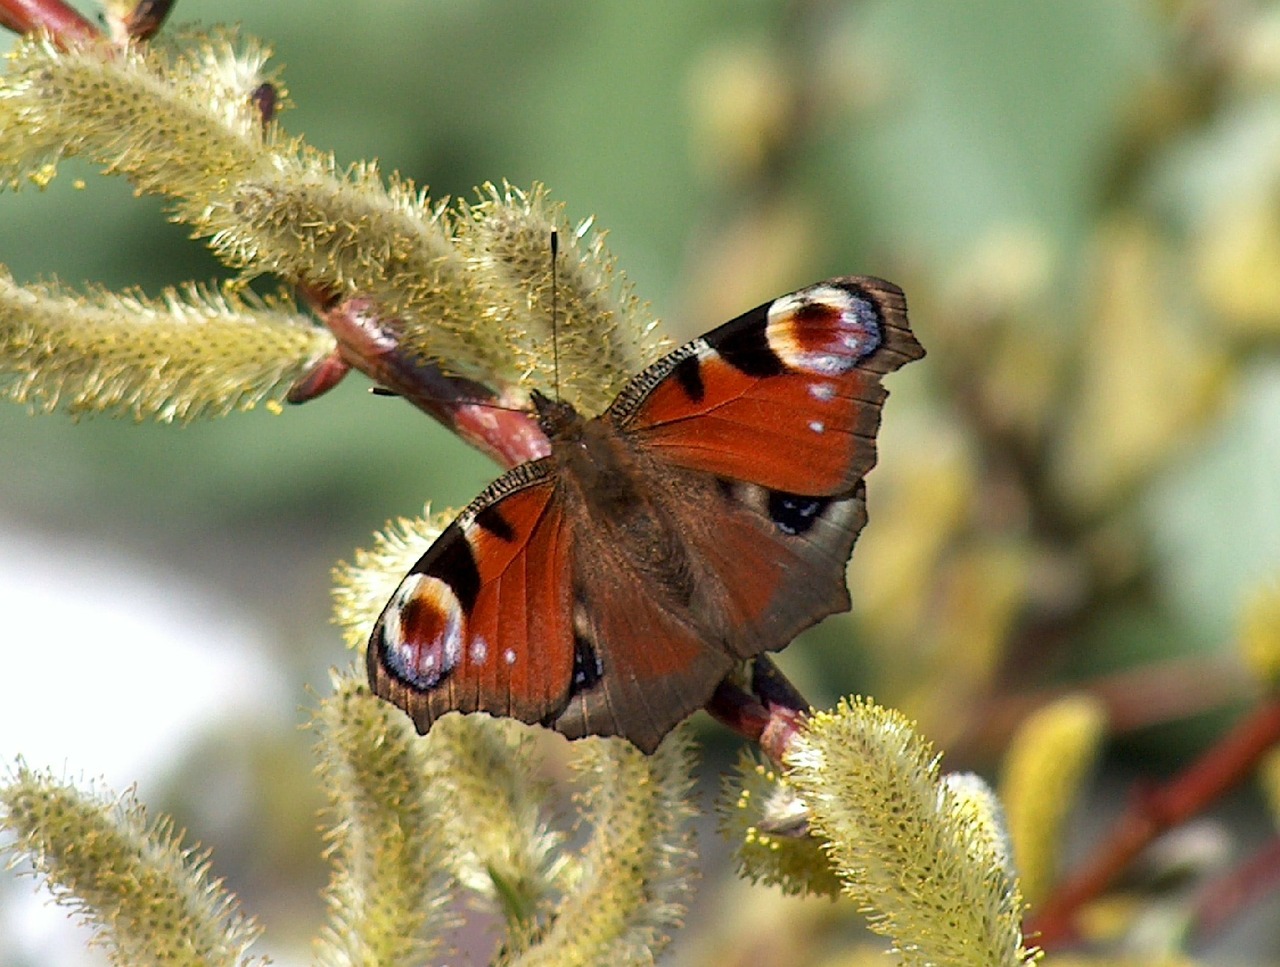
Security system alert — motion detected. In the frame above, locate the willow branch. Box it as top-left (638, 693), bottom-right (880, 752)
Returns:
top-left (0, 0), bottom-right (97, 44)
top-left (706, 657), bottom-right (810, 764)
top-left (293, 287), bottom-right (549, 468)
top-left (1026, 696), bottom-right (1280, 947)
top-left (1190, 833), bottom-right (1280, 943)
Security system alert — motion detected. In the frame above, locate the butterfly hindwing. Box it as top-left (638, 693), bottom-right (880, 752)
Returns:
top-left (548, 469), bottom-right (868, 752)
top-left (552, 561), bottom-right (734, 754)
top-left (609, 277), bottom-right (921, 497)
top-left (701, 479), bottom-right (868, 659)
top-left (368, 461), bottom-right (576, 734)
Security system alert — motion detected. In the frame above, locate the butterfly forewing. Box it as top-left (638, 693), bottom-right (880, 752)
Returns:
top-left (609, 277), bottom-right (921, 496)
top-left (368, 467), bottom-right (577, 733)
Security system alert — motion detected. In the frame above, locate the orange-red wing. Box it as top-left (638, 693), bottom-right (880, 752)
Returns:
top-left (367, 464), bottom-right (577, 734)
top-left (551, 565), bottom-right (734, 754)
top-left (610, 277), bottom-right (922, 497)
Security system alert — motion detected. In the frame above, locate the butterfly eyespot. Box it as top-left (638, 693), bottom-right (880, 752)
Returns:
top-left (570, 635), bottom-right (605, 694)
top-left (808, 420), bottom-right (825, 434)
top-left (765, 285), bottom-right (882, 375)
top-left (469, 637), bottom-right (489, 664)
top-left (503, 647), bottom-right (518, 666)
top-left (381, 573), bottom-right (465, 689)
top-left (767, 491), bottom-right (830, 537)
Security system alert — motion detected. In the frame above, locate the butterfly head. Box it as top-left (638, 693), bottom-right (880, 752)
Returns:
top-left (530, 388), bottom-right (583, 442)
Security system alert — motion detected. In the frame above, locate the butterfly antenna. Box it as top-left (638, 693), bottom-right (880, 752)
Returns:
top-left (550, 229), bottom-right (561, 401)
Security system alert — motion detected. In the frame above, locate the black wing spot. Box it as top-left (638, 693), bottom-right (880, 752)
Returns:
top-left (412, 525), bottom-right (481, 613)
top-left (706, 307), bottom-right (787, 377)
top-left (672, 355), bottom-right (705, 403)
top-left (569, 635), bottom-right (604, 696)
top-left (475, 504), bottom-right (517, 542)
top-left (767, 491), bottom-right (830, 536)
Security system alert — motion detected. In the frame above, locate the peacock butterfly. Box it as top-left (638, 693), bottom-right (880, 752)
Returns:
top-left (367, 277), bottom-right (923, 753)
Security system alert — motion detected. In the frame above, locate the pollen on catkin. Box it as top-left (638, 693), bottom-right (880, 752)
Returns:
top-left (331, 508), bottom-right (451, 647)
top-left (0, 272), bottom-right (334, 421)
top-left (786, 698), bottom-right (1038, 967)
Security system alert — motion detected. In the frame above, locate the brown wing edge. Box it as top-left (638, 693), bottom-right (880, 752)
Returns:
top-left (838, 276), bottom-right (925, 376)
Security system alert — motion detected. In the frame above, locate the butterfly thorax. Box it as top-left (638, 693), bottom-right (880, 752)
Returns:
top-left (531, 390), bottom-right (691, 589)
top-left (531, 390), bottom-right (639, 511)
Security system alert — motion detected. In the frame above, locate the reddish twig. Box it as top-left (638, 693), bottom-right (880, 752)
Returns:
top-left (1026, 697), bottom-right (1280, 948)
top-left (1191, 833), bottom-right (1280, 942)
top-left (0, 0), bottom-right (97, 44)
top-left (752, 657), bottom-right (810, 761)
top-left (705, 678), bottom-right (772, 746)
top-left (294, 289), bottom-right (549, 469)
top-left (706, 657), bottom-right (810, 763)
top-left (953, 656), bottom-right (1253, 761)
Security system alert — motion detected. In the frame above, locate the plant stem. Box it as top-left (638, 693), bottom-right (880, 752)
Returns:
top-left (297, 287), bottom-right (550, 468)
top-left (0, 0), bottom-right (97, 44)
top-left (1027, 697), bottom-right (1280, 947)
top-left (1190, 833), bottom-right (1280, 943)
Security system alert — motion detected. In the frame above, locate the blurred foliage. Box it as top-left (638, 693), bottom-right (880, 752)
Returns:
top-left (1000, 695), bottom-right (1109, 906)
top-left (2, 0), bottom-right (1280, 964)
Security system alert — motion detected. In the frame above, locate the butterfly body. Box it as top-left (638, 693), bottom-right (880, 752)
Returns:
top-left (369, 277), bottom-right (923, 752)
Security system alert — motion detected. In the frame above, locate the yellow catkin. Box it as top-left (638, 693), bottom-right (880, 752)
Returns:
top-left (0, 765), bottom-right (263, 965)
top-left (1053, 221), bottom-right (1227, 511)
top-left (0, 272), bottom-right (334, 421)
top-left (0, 31), bottom-right (272, 197)
top-left (1239, 581), bottom-right (1280, 688)
top-left (331, 508), bottom-right (450, 648)
top-left (312, 674), bottom-right (453, 967)
top-left (720, 750), bottom-right (843, 898)
top-left (786, 698), bottom-right (1037, 967)
top-left (501, 732), bottom-right (697, 967)
top-left (999, 694), bottom-right (1108, 906)
top-left (946, 771), bottom-right (1016, 877)
top-left (453, 183), bottom-right (666, 415)
top-left (2, 36), bottom-right (664, 404)
top-left (421, 714), bottom-right (567, 922)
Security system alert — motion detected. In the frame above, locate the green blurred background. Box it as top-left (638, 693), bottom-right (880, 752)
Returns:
top-left (2, 0), bottom-right (1279, 963)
